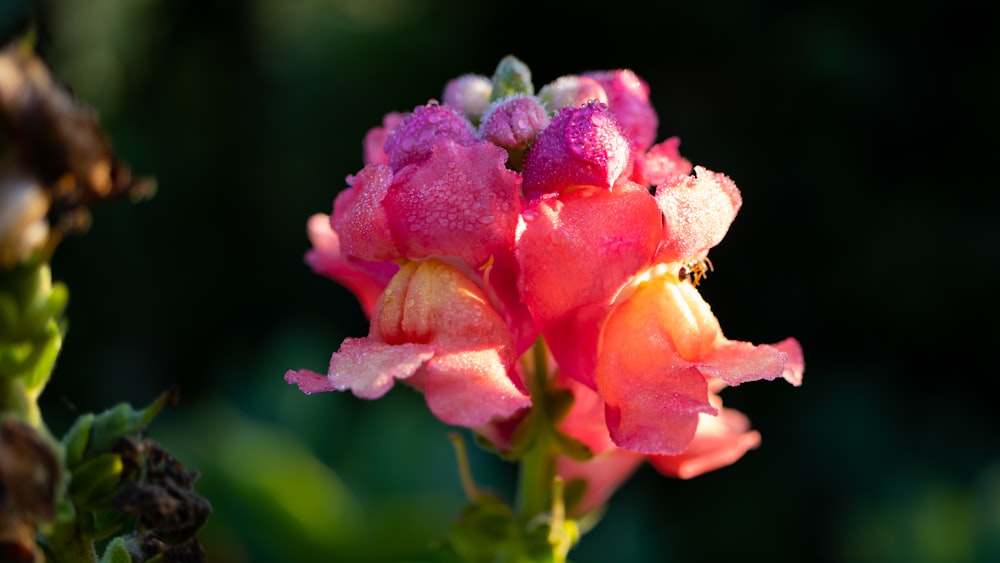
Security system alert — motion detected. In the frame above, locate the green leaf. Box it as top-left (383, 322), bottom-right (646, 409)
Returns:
top-left (87, 390), bottom-right (174, 455)
top-left (543, 388), bottom-right (575, 425)
top-left (62, 413), bottom-right (95, 468)
top-left (23, 320), bottom-right (62, 392)
top-left (97, 537), bottom-right (133, 563)
top-left (551, 431), bottom-right (592, 463)
top-left (68, 452), bottom-right (123, 508)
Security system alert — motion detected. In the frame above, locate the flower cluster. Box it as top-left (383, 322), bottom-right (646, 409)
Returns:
top-left (286, 56), bottom-right (803, 515)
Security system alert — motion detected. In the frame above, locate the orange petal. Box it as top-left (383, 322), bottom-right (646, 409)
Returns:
top-left (596, 277), bottom-right (716, 455)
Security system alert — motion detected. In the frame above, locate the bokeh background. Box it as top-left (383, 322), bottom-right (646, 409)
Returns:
top-left (3, 0), bottom-right (999, 561)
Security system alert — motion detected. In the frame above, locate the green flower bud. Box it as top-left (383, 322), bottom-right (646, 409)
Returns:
top-left (490, 55), bottom-right (533, 102)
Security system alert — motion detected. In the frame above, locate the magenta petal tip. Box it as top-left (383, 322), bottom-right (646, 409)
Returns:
top-left (285, 369), bottom-right (336, 395)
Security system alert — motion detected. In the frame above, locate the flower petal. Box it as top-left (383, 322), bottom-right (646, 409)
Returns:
top-left (517, 182), bottom-right (662, 384)
top-left (284, 368), bottom-right (336, 394)
top-left (584, 70), bottom-right (658, 151)
top-left (328, 338), bottom-right (436, 399)
top-left (384, 140), bottom-right (520, 266)
top-left (304, 213), bottom-right (398, 317)
top-left (384, 103), bottom-right (477, 172)
top-left (555, 374), bottom-right (644, 516)
top-left (363, 112), bottom-right (403, 166)
top-left (649, 403), bottom-right (761, 479)
top-left (654, 166), bottom-right (742, 262)
top-left (596, 278), bottom-right (717, 454)
top-left (774, 337), bottom-right (805, 386)
top-left (336, 165), bottom-right (398, 262)
top-left (374, 260), bottom-right (530, 426)
top-left (521, 101), bottom-right (630, 196)
top-left (630, 136), bottom-right (692, 187)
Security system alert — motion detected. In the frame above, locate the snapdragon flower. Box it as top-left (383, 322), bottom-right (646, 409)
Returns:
top-left (286, 56), bottom-right (804, 526)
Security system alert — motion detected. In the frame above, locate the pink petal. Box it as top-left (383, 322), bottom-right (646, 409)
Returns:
top-left (481, 250), bottom-right (539, 355)
top-left (650, 273), bottom-right (799, 387)
top-left (373, 260), bottom-right (529, 427)
top-left (555, 375), bottom-right (644, 516)
top-left (558, 449), bottom-right (644, 517)
top-left (424, 349), bottom-right (531, 426)
top-left (521, 101), bottom-right (631, 196)
top-left (384, 140), bottom-right (521, 267)
top-left (774, 337), bottom-right (805, 386)
top-left (596, 278), bottom-right (717, 455)
top-left (557, 373), bottom-right (616, 455)
top-left (284, 368), bottom-right (336, 394)
top-left (363, 112), bottom-right (403, 165)
top-left (630, 137), bottom-right (693, 187)
top-left (328, 338), bottom-right (435, 399)
top-left (649, 404), bottom-right (761, 479)
top-left (304, 213), bottom-right (397, 317)
top-left (655, 166), bottom-right (742, 263)
top-left (384, 103), bottom-right (477, 172)
top-left (517, 183), bottom-right (662, 384)
top-left (697, 340), bottom-right (792, 386)
top-left (336, 165), bottom-right (398, 262)
top-left (584, 70), bottom-right (658, 151)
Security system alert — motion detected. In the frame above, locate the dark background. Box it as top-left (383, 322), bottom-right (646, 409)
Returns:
top-left (3, 0), bottom-right (998, 561)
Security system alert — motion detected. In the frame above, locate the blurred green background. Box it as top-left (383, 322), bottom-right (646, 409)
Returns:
top-left (3, 0), bottom-right (999, 561)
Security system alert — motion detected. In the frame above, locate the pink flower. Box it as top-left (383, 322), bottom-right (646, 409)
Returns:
top-left (286, 259), bottom-right (530, 427)
top-left (289, 58), bottom-right (804, 498)
top-left (595, 271), bottom-right (803, 454)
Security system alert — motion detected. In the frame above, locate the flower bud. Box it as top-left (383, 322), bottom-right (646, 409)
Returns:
top-left (478, 95), bottom-right (549, 170)
top-left (489, 55), bottom-right (533, 102)
top-left (584, 69), bottom-right (658, 150)
top-left (383, 103), bottom-right (476, 172)
top-left (0, 172), bottom-right (50, 268)
top-left (479, 95), bottom-right (549, 149)
top-left (521, 101), bottom-right (630, 195)
top-left (538, 75), bottom-right (608, 113)
top-left (443, 74), bottom-right (493, 121)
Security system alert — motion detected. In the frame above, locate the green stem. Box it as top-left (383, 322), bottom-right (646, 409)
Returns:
top-left (1, 375), bottom-right (42, 428)
top-left (516, 436), bottom-right (554, 520)
top-left (516, 338), bottom-right (555, 519)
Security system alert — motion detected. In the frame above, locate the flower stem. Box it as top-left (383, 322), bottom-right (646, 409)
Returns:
top-left (510, 337), bottom-right (578, 563)
top-left (516, 337), bottom-right (554, 519)
top-left (516, 435), bottom-right (554, 520)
